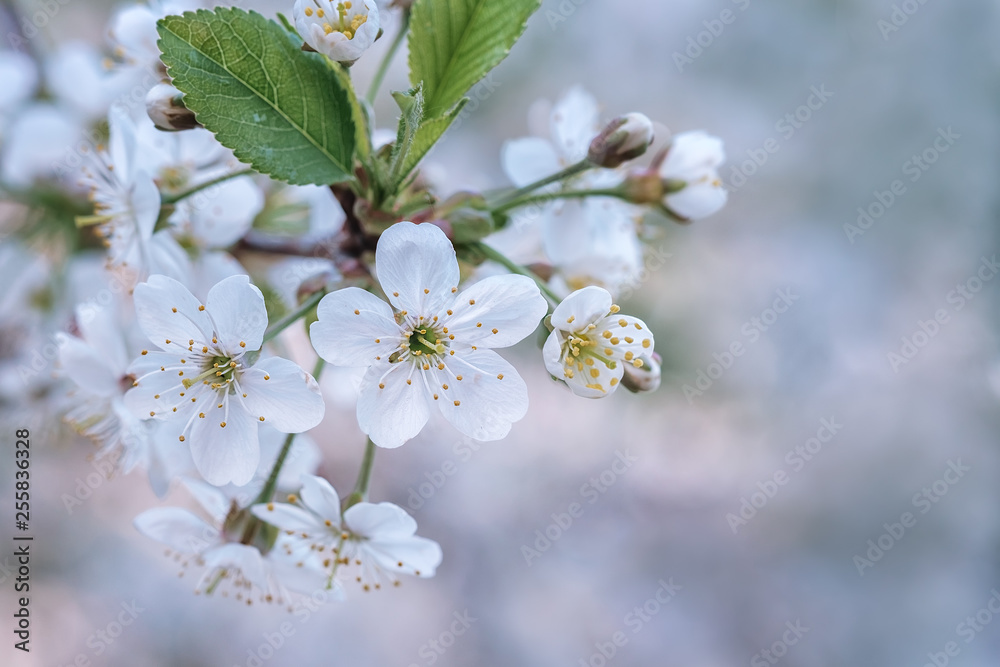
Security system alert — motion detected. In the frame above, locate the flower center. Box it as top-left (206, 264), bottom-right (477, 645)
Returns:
top-left (183, 354), bottom-right (242, 389)
top-left (159, 165), bottom-right (191, 192)
top-left (306, 1), bottom-right (367, 39)
top-left (407, 326), bottom-right (445, 358)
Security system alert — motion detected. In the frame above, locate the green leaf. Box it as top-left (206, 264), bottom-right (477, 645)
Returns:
top-left (408, 0), bottom-right (540, 119)
top-left (158, 8), bottom-right (356, 186)
top-left (396, 98), bottom-right (468, 186)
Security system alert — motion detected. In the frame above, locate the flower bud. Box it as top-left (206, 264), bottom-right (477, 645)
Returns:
top-left (588, 113), bottom-right (654, 168)
top-left (654, 130), bottom-right (727, 221)
top-left (621, 352), bottom-right (661, 393)
top-left (145, 83), bottom-right (199, 132)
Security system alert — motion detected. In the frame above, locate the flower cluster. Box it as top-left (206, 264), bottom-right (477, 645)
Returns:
top-left (1, 0), bottom-right (729, 606)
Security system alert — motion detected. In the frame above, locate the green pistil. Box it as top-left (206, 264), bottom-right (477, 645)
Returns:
top-left (408, 328), bottom-right (444, 356)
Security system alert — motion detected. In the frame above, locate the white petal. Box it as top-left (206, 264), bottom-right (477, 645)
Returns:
top-left (205, 275), bottom-right (268, 354)
top-left (551, 86), bottom-right (600, 162)
top-left (501, 137), bottom-right (562, 188)
top-left (240, 356), bottom-right (325, 433)
top-left (108, 105), bottom-right (138, 181)
top-left (299, 474), bottom-right (342, 522)
top-left (251, 502), bottom-right (325, 534)
top-left (134, 275), bottom-right (214, 351)
top-left (363, 535), bottom-right (443, 577)
top-left (357, 362), bottom-right (430, 448)
top-left (445, 275), bottom-right (546, 348)
top-left (666, 180), bottom-right (728, 220)
top-left (189, 403), bottom-right (259, 486)
top-left (550, 286), bottom-right (613, 331)
top-left (311, 288), bottom-right (401, 366)
top-left (435, 349), bottom-right (528, 441)
top-left (131, 171), bottom-right (161, 242)
top-left (180, 478), bottom-right (231, 527)
top-left (148, 231), bottom-right (193, 283)
top-left (659, 130), bottom-right (726, 180)
top-left (133, 507), bottom-right (219, 554)
top-left (343, 501), bottom-right (416, 539)
top-left (75, 304), bottom-right (129, 376)
top-left (184, 177), bottom-right (263, 248)
top-left (59, 335), bottom-right (119, 396)
top-left (375, 222), bottom-right (460, 315)
top-left (201, 543), bottom-right (267, 591)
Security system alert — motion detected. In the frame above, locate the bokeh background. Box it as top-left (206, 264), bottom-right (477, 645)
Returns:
top-left (2, 0), bottom-right (1000, 665)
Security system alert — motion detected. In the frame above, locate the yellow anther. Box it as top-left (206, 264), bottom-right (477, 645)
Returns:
top-left (259, 416), bottom-right (265, 422)
top-left (171, 307), bottom-right (177, 313)
top-left (642, 339), bottom-right (651, 348)
top-left (632, 358), bottom-right (644, 368)
top-left (304, 6), bottom-right (313, 15)
top-left (624, 352), bottom-right (634, 361)
top-left (610, 304), bottom-right (620, 313)
top-left (469, 299), bottom-right (476, 305)
top-left (624, 336), bottom-right (634, 343)
top-left (618, 319), bottom-right (628, 327)
top-left (610, 377), bottom-right (619, 386)
top-left (590, 369), bottom-right (600, 378)
top-left (220, 422), bottom-right (227, 428)
top-left (453, 400), bottom-right (461, 406)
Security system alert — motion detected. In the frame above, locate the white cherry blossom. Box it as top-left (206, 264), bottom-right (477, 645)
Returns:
top-left (294, 0), bottom-right (380, 63)
top-left (124, 274), bottom-right (325, 486)
top-left (543, 286), bottom-right (655, 398)
top-left (253, 474), bottom-right (442, 591)
top-left (310, 222), bottom-right (547, 448)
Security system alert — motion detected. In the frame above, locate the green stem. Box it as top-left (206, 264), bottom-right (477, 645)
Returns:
top-left (161, 169), bottom-right (255, 205)
top-left (493, 187), bottom-right (628, 215)
top-left (344, 438), bottom-right (377, 509)
top-left (469, 241), bottom-right (562, 307)
top-left (262, 289), bottom-right (326, 344)
top-left (493, 160), bottom-right (591, 206)
top-left (366, 10), bottom-right (410, 105)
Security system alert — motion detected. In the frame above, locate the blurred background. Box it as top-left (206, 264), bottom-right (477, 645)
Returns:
top-left (2, 0), bottom-right (1000, 665)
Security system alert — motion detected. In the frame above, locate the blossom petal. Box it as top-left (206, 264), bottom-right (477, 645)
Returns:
top-left (364, 535), bottom-right (443, 577)
top-left (59, 335), bottom-right (119, 396)
top-left (343, 501), bottom-right (416, 539)
top-left (550, 285), bottom-right (613, 331)
top-left (666, 180), bottom-right (728, 220)
top-left (299, 474), bottom-right (342, 522)
top-left (357, 362), bottom-right (430, 448)
top-left (205, 275), bottom-right (268, 354)
top-left (434, 349), bottom-right (528, 441)
top-left (550, 85), bottom-right (600, 162)
top-left (240, 356), bottom-right (325, 433)
top-left (375, 222), bottom-right (460, 315)
top-left (184, 176), bottom-right (263, 248)
top-left (134, 507), bottom-right (219, 554)
top-left (134, 274), bottom-right (214, 351)
top-left (180, 478), bottom-right (231, 526)
top-left (501, 137), bottom-right (561, 188)
top-left (189, 403), bottom-right (259, 486)
top-left (252, 502), bottom-right (324, 534)
top-left (445, 275), bottom-right (547, 348)
top-left (201, 543), bottom-right (267, 591)
top-left (311, 288), bottom-right (402, 366)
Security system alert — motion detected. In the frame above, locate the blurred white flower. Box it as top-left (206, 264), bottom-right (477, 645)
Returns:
top-left (253, 474), bottom-right (442, 590)
top-left (124, 274), bottom-right (325, 486)
top-left (135, 478), bottom-right (325, 602)
top-left (109, 0), bottom-right (203, 69)
top-left (294, 0), bottom-right (380, 63)
top-left (657, 130), bottom-right (728, 220)
top-left (497, 86), bottom-right (644, 298)
top-left (1, 103), bottom-right (84, 189)
top-left (0, 50), bottom-right (37, 119)
top-left (311, 222), bottom-right (546, 448)
top-left (79, 106), bottom-right (190, 281)
top-left (543, 286), bottom-right (655, 398)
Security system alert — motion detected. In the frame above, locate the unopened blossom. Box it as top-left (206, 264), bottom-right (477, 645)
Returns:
top-left (124, 274), bottom-right (325, 486)
top-left (146, 83), bottom-right (199, 132)
top-left (310, 222), bottom-right (547, 448)
top-left (588, 113), bottom-right (655, 168)
top-left (253, 474), bottom-right (442, 590)
top-left (294, 0), bottom-right (380, 63)
top-left (657, 130), bottom-right (728, 220)
top-left (543, 286), bottom-right (655, 398)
